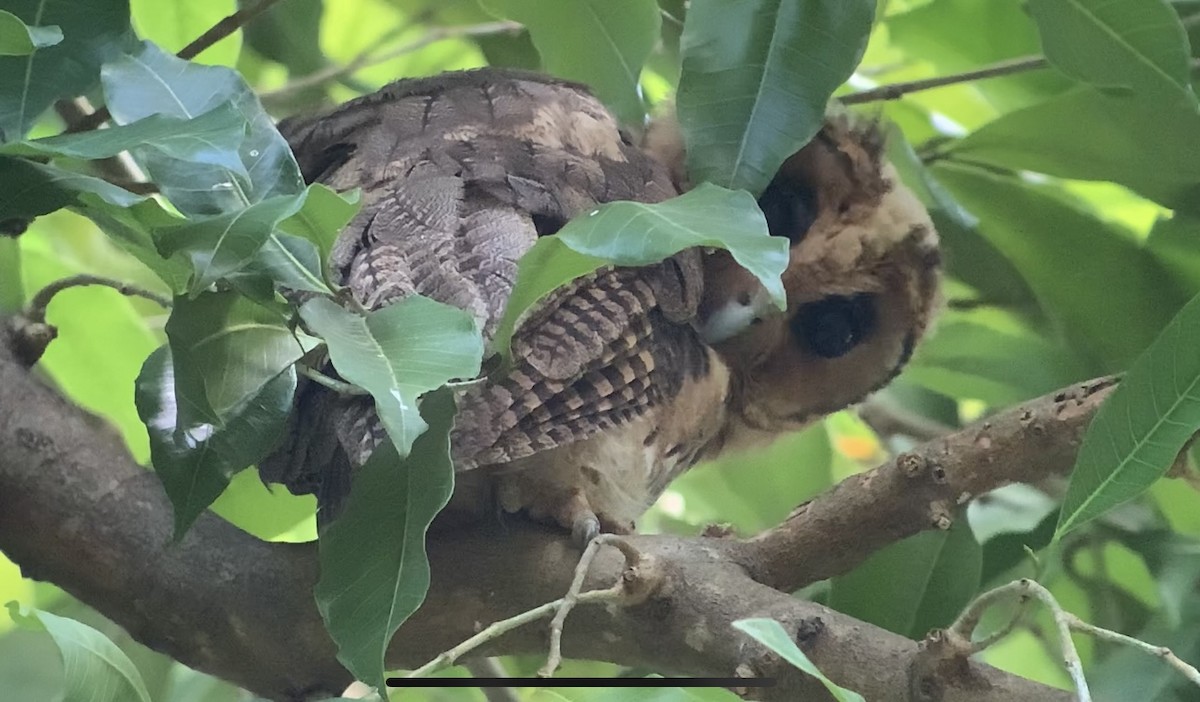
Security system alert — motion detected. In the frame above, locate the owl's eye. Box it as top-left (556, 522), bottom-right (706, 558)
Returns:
top-left (792, 293), bottom-right (877, 358)
top-left (757, 177), bottom-right (817, 243)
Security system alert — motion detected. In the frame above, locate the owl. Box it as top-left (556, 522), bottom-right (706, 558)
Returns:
top-left (261, 68), bottom-right (941, 544)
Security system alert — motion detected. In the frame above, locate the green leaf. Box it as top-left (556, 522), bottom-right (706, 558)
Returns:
top-left (241, 0), bottom-right (328, 77)
top-left (76, 194), bottom-right (193, 294)
top-left (0, 11), bottom-right (62, 56)
top-left (155, 192), bottom-right (310, 294)
top-left (1056, 290), bottom-right (1200, 538)
top-left (886, 0), bottom-right (1070, 112)
top-left (933, 162), bottom-right (1184, 370)
top-left (907, 308), bottom-right (1087, 405)
top-left (950, 88), bottom-right (1200, 214)
top-left (0, 156), bottom-right (145, 221)
top-left (299, 296), bottom-right (484, 457)
top-left (6, 603), bottom-right (152, 702)
top-left (0, 0), bottom-right (136, 141)
top-left (480, 0), bottom-right (660, 126)
top-left (138, 291), bottom-right (311, 535)
top-left (0, 237), bottom-right (19, 312)
top-left (130, 0), bottom-right (241, 66)
top-left (494, 184), bottom-right (787, 359)
top-left (731, 618), bottom-right (865, 702)
top-left (676, 0), bottom-right (874, 194)
top-left (886, 129), bottom-right (1038, 310)
top-left (0, 103), bottom-right (245, 164)
top-left (315, 388), bottom-right (457, 692)
top-left (101, 41), bottom-right (304, 215)
top-left (1027, 0), bottom-right (1198, 109)
top-left (829, 520), bottom-right (981, 638)
top-left (277, 184), bottom-right (361, 264)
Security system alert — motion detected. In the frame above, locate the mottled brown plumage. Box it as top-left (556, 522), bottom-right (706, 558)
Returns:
top-left (263, 69), bottom-right (942, 541)
top-left (262, 69), bottom-right (725, 538)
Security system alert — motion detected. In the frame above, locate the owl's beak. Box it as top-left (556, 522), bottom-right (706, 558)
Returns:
top-left (699, 286), bottom-right (775, 343)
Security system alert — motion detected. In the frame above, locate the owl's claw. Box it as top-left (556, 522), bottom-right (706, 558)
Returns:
top-left (571, 513), bottom-right (601, 547)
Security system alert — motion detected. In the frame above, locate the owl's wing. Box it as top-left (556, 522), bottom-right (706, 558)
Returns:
top-left (260, 69), bottom-right (703, 511)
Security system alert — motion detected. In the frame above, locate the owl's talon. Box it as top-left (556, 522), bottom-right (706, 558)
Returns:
top-left (571, 514), bottom-right (601, 547)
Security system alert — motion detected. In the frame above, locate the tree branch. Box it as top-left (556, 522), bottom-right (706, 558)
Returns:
top-left (0, 321), bottom-right (1082, 702)
top-left (735, 377), bottom-right (1117, 592)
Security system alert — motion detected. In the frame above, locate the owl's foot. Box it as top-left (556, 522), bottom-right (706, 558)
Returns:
top-left (554, 488), bottom-right (600, 547)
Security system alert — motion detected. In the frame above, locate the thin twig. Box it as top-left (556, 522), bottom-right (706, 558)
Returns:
top-left (948, 584), bottom-right (1032, 654)
top-left (539, 534), bottom-right (641, 677)
top-left (69, 0), bottom-right (290, 132)
top-left (405, 586), bottom-right (623, 678)
top-left (1065, 613), bottom-right (1200, 689)
top-left (840, 55), bottom-right (1048, 105)
top-left (296, 365), bottom-right (368, 396)
top-left (949, 579), bottom-right (1090, 701)
top-left (260, 21), bottom-right (522, 107)
top-left (26, 275), bottom-right (172, 324)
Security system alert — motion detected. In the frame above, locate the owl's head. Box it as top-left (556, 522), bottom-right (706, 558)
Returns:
top-left (652, 116), bottom-right (942, 440)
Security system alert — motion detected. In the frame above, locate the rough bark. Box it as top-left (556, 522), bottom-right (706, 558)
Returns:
top-left (0, 323), bottom-right (1081, 702)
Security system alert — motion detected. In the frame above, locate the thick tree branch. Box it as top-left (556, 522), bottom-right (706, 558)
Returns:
top-left (0, 323), bottom-right (1077, 701)
top-left (736, 377), bottom-right (1117, 593)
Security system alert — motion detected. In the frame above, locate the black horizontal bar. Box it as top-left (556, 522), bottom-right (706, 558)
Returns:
top-left (386, 677), bottom-right (776, 688)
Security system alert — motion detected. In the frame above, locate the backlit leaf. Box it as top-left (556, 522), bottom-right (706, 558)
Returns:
top-left (6, 603), bottom-right (152, 702)
top-left (1057, 290), bottom-right (1200, 537)
top-left (676, 0), bottom-right (874, 193)
top-left (732, 618), bottom-right (865, 702)
top-left (315, 388), bottom-right (457, 691)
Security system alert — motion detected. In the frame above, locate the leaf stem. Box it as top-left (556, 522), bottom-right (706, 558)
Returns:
top-left (296, 364), bottom-right (368, 396)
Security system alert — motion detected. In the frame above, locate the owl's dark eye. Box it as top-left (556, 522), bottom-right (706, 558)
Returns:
top-left (757, 177), bottom-right (817, 243)
top-left (793, 294), bottom-right (877, 359)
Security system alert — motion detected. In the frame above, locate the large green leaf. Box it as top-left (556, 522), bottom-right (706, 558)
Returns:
top-left (241, 0), bottom-right (327, 76)
top-left (130, 0), bottom-right (241, 66)
top-left (829, 520), bottom-right (981, 638)
top-left (0, 11), bottom-right (62, 56)
top-left (951, 88), bottom-right (1200, 213)
top-left (676, 0), bottom-right (874, 194)
top-left (731, 619), bottom-right (865, 702)
top-left (6, 603), bottom-right (152, 702)
top-left (886, 0), bottom-right (1070, 112)
top-left (101, 41), bottom-right (304, 215)
top-left (907, 308), bottom-right (1088, 405)
top-left (480, 0), bottom-right (660, 126)
top-left (887, 130), bottom-right (1037, 310)
top-left (0, 156), bottom-right (145, 221)
top-left (299, 296), bottom-right (483, 457)
top-left (74, 194), bottom-right (192, 294)
top-left (1056, 291), bottom-right (1200, 537)
top-left (138, 291), bottom-right (311, 535)
top-left (154, 192), bottom-right (311, 295)
top-left (0, 0), bottom-right (136, 141)
top-left (0, 103), bottom-right (245, 165)
top-left (933, 162), bottom-right (1184, 371)
top-left (315, 388), bottom-right (457, 692)
top-left (494, 184), bottom-right (787, 359)
top-left (0, 238), bottom-right (19, 312)
top-left (1027, 0), bottom-right (1198, 110)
